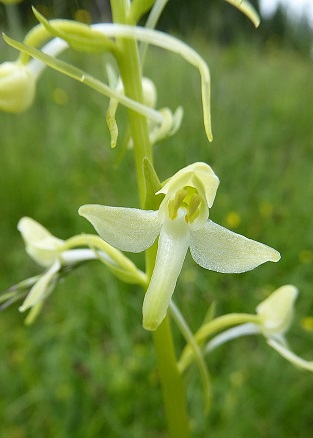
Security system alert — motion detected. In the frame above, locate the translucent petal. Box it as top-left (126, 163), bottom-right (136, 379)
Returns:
top-left (256, 285), bottom-right (298, 336)
top-left (79, 204), bottom-right (161, 253)
top-left (142, 215), bottom-right (190, 330)
top-left (190, 220), bottom-right (280, 273)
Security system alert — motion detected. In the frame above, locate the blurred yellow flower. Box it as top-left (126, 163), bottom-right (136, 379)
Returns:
top-left (225, 211), bottom-right (241, 229)
top-left (299, 250), bottom-right (313, 264)
top-left (301, 316), bottom-right (313, 332)
top-left (52, 88), bottom-right (69, 106)
top-left (259, 201), bottom-right (273, 218)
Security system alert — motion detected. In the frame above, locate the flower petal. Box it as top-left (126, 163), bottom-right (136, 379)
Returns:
top-left (256, 285), bottom-right (298, 336)
top-left (158, 162), bottom-right (219, 208)
top-left (268, 339), bottom-right (313, 372)
top-left (190, 220), bottom-right (280, 273)
top-left (18, 217), bottom-right (63, 267)
top-left (18, 260), bottom-right (60, 312)
top-left (79, 204), bottom-right (161, 253)
top-left (142, 215), bottom-right (190, 330)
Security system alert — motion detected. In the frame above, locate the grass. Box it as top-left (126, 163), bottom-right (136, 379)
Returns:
top-left (0, 34), bottom-right (313, 437)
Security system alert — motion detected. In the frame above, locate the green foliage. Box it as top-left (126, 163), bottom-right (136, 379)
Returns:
top-left (1, 39), bottom-right (313, 436)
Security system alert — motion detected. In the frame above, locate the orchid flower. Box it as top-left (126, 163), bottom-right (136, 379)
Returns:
top-left (13, 217), bottom-right (146, 319)
top-left (201, 285), bottom-right (313, 371)
top-left (79, 162), bottom-right (280, 330)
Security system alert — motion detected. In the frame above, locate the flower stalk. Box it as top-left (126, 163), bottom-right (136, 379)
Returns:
top-left (110, 1), bottom-right (190, 435)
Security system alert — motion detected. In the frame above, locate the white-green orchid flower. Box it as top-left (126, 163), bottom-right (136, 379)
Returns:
top-left (201, 285), bottom-right (313, 371)
top-left (17, 217), bottom-right (98, 313)
top-left (79, 162), bottom-right (280, 331)
top-left (17, 216), bottom-right (146, 316)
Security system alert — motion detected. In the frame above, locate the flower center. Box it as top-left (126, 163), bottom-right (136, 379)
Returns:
top-left (167, 186), bottom-right (203, 224)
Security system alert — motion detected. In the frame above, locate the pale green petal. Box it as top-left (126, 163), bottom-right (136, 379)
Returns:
top-left (18, 217), bottom-right (63, 267)
top-left (142, 215), bottom-right (190, 330)
top-left (18, 260), bottom-right (60, 312)
top-left (256, 285), bottom-right (298, 336)
top-left (268, 339), bottom-right (313, 372)
top-left (79, 205), bottom-right (161, 253)
top-left (190, 220), bottom-right (280, 273)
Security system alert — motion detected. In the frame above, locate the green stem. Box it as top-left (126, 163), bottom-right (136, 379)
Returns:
top-left (110, 2), bottom-right (190, 435)
top-left (152, 315), bottom-right (189, 437)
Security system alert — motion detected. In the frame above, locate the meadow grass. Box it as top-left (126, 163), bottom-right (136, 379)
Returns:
top-left (0, 36), bottom-right (313, 437)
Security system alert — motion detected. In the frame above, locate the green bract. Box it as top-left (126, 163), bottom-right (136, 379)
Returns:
top-left (79, 162), bottom-right (280, 331)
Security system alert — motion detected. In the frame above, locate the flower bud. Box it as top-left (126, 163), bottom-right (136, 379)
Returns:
top-left (0, 61), bottom-right (36, 113)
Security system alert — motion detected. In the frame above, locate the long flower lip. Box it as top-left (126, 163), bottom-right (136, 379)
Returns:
top-left (142, 215), bottom-right (190, 330)
top-left (18, 260), bottom-right (60, 312)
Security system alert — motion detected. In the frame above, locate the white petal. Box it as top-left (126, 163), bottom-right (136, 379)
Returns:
top-left (18, 217), bottom-right (63, 267)
top-left (19, 260), bottom-right (60, 312)
top-left (142, 216), bottom-right (190, 330)
top-left (268, 339), bottom-right (313, 372)
top-left (190, 220), bottom-right (281, 273)
top-left (157, 162), bottom-right (219, 208)
top-left (256, 285), bottom-right (298, 336)
top-left (79, 205), bottom-right (161, 253)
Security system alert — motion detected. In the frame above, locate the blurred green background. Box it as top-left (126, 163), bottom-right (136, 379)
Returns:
top-left (0, 1), bottom-right (313, 437)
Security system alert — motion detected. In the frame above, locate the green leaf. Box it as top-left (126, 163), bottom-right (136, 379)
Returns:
top-left (32, 7), bottom-right (117, 53)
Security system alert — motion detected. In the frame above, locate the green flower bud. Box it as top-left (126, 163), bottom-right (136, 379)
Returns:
top-left (0, 61), bottom-right (36, 113)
